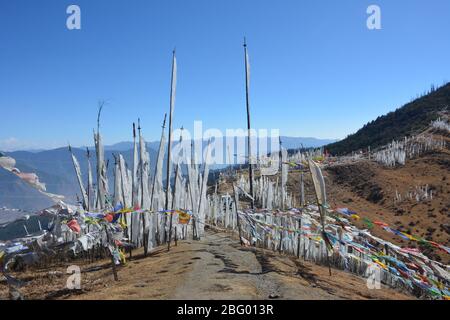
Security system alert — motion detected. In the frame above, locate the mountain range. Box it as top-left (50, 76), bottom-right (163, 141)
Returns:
top-left (0, 136), bottom-right (335, 217)
top-left (101, 136), bottom-right (336, 152)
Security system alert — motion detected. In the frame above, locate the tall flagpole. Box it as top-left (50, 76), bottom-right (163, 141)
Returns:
top-left (244, 38), bottom-right (255, 209)
top-left (86, 147), bottom-right (92, 211)
top-left (139, 119), bottom-right (144, 209)
top-left (138, 118), bottom-right (148, 256)
top-left (165, 49), bottom-right (177, 211)
top-left (68, 144), bottom-right (87, 210)
top-left (132, 122), bottom-right (138, 207)
top-left (168, 128), bottom-right (183, 251)
top-left (150, 113), bottom-right (167, 209)
top-left (130, 122), bottom-right (136, 247)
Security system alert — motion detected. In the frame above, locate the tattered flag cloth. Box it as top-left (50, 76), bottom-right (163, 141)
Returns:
top-left (104, 214), bottom-right (114, 223)
top-left (67, 219), bottom-right (81, 233)
top-left (336, 208), bottom-right (357, 216)
top-left (178, 210), bottom-right (192, 225)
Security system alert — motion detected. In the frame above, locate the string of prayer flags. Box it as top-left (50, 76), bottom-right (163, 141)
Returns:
top-left (334, 207), bottom-right (449, 254)
top-left (178, 210), bottom-right (192, 224)
top-left (363, 217), bottom-right (374, 229)
top-left (67, 219), bottom-right (81, 233)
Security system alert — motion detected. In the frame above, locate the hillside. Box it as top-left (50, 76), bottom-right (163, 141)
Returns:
top-left (326, 83), bottom-right (450, 155)
top-left (218, 127), bottom-right (450, 264)
top-left (325, 149), bottom-right (450, 264)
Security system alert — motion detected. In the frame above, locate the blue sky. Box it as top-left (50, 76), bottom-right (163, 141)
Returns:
top-left (0, 0), bottom-right (449, 150)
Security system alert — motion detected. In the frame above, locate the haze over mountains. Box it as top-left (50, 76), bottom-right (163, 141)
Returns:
top-left (100, 136), bottom-right (336, 152)
top-left (0, 136), bottom-right (335, 216)
top-left (0, 173), bottom-right (51, 210)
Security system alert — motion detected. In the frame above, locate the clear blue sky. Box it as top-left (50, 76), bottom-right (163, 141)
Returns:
top-left (0, 0), bottom-right (449, 150)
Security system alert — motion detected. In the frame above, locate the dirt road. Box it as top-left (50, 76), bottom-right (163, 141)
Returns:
top-left (171, 230), bottom-right (411, 300)
top-left (0, 229), bottom-right (413, 300)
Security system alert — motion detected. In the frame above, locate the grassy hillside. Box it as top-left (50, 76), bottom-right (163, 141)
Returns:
top-left (326, 83), bottom-right (450, 155)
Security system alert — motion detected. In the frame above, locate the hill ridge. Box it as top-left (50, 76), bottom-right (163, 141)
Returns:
top-left (326, 83), bottom-right (450, 155)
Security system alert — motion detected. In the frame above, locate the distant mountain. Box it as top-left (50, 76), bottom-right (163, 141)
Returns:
top-left (104, 136), bottom-right (335, 153)
top-left (0, 135), bottom-right (333, 214)
top-left (103, 141), bottom-right (162, 153)
top-left (3, 147), bottom-right (158, 204)
top-left (326, 83), bottom-right (450, 155)
top-left (0, 168), bottom-right (54, 214)
top-left (103, 141), bottom-right (135, 151)
top-left (279, 136), bottom-right (337, 150)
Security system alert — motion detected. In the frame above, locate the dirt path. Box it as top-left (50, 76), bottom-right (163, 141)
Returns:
top-left (170, 230), bottom-right (411, 300)
top-left (0, 229), bottom-right (413, 300)
top-left (172, 231), bottom-right (287, 300)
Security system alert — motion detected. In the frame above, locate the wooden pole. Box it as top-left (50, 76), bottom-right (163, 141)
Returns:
top-left (168, 129), bottom-right (183, 251)
top-left (104, 226), bottom-right (119, 281)
top-left (297, 218), bottom-right (302, 258)
top-left (227, 145), bottom-right (232, 176)
top-left (233, 184), bottom-right (244, 246)
top-left (278, 216), bottom-right (283, 253)
top-left (109, 250), bottom-right (119, 281)
top-left (138, 119), bottom-right (148, 256)
top-left (308, 160), bottom-right (332, 276)
top-left (116, 154), bottom-right (132, 258)
top-left (167, 174), bottom-right (175, 251)
top-left (68, 144), bottom-right (87, 210)
top-left (95, 101), bottom-right (105, 210)
top-left (150, 113), bottom-right (167, 209)
top-left (300, 172), bottom-right (305, 207)
top-left (131, 122), bottom-right (136, 246)
top-left (187, 171), bottom-right (197, 241)
top-left (86, 147), bottom-right (91, 211)
top-left (243, 38), bottom-right (255, 209)
top-left (279, 137), bottom-right (284, 210)
top-left (165, 49), bottom-right (177, 211)
top-left (320, 204), bottom-right (332, 276)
